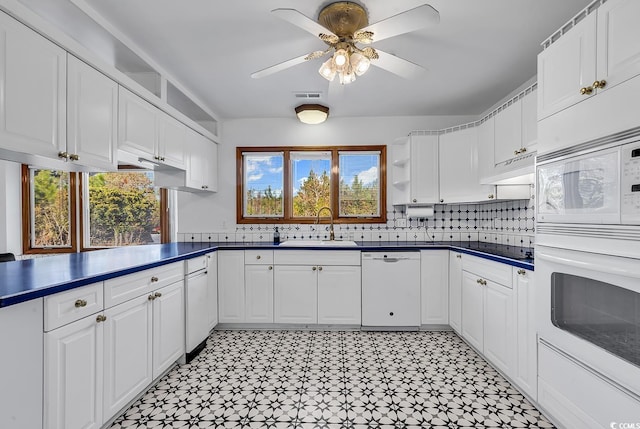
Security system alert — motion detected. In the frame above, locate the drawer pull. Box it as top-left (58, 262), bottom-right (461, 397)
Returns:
top-left (74, 299), bottom-right (87, 308)
top-left (517, 269), bottom-right (526, 275)
top-left (150, 276), bottom-right (159, 283)
top-left (268, 266), bottom-right (273, 270)
top-left (148, 294), bottom-right (156, 301)
top-left (456, 254), bottom-right (462, 259)
top-left (312, 266), bottom-right (317, 271)
top-left (154, 292), bottom-right (162, 298)
top-left (256, 255), bottom-right (261, 260)
top-left (580, 86), bottom-right (593, 95)
top-left (96, 315), bottom-right (107, 323)
top-left (318, 266), bottom-right (323, 271)
top-left (477, 279), bottom-right (487, 286)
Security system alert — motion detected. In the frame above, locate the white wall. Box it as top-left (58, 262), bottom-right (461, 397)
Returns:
top-left (177, 115), bottom-right (477, 233)
top-left (0, 160), bottom-right (22, 254)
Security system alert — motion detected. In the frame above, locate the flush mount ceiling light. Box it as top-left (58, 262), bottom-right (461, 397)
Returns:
top-left (251, 2), bottom-right (440, 84)
top-left (295, 104), bottom-right (329, 124)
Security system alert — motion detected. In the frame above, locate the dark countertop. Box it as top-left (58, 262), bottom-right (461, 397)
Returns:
top-left (0, 241), bottom-right (533, 308)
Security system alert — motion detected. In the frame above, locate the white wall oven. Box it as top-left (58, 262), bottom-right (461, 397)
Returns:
top-left (535, 131), bottom-right (640, 428)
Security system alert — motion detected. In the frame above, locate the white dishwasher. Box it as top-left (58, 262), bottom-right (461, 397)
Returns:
top-left (361, 251), bottom-right (421, 327)
top-left (185, 255), bottom-right (210, 361)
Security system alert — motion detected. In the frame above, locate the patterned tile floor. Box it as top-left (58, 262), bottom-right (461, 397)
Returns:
top-left (109, 330), bottom-right (554, 428)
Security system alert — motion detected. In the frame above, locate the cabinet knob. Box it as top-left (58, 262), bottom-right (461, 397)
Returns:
top-left (412, 199), bottom-right (417, 203)
top-left (514, 150), bottom-right (519, 156)
top-left (592, 79), bottom-right (606, 89)
top-left (154, 292), bottom-right (162, 298)
top-left (318, 266), bottom-right (323, 271)
top-left (312, 266), bottom-right (317, 271)
top-left (389, 312), bottom-right (394, 316)
top-left (96, 314), bottom-right (107, 323)
top-left (517, 269), bottom-right (526, 275)
top-left (268, 266), bottom-right (273, 270)
top-left (154, 156), bottom-right (160, 160)
top-left (520, 147), bottom-right (527, 154)
top-left (150, 276), bottom-right (159, 283)
top-left (57, 151), bottom-right (69, 160)
top-left (488, 194), bottom-right (495, 199)
top-left (580, 86), bottom-right (593, 95)
top-left (161, 157), bottom-right (166, 161)
top-left (69, 154), bottom-right (79, 161)
top-left (148, 294), bottom-right (156, 301)
top-left (456, 254), bottom-right (461, 259)
top-left (256, 255), bottom-right (261, 260)
top-left (477, 278), bottom-right (487, 286)
top-left (439, 199), bottom-right (444, 203)
top-left (74, 299), bottom-right (87, 308)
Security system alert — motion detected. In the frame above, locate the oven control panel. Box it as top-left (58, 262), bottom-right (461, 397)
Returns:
top-left (621, 142), bottom-right (640, 224)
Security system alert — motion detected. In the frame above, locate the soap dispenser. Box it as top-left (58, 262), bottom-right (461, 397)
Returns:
top-left (273, 227), bottom-right (280, 244)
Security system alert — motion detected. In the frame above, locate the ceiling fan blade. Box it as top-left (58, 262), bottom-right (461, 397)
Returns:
top-left (373, 49), bottom-right (427, 79)
top-left (272, 8), bottom-right (338, 40)
top-left (251, 54), bottom-right (309, 79)
top-left (360, 4), bottom-right (440, 42)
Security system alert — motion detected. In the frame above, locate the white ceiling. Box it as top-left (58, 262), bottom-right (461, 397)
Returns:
top-left (23, 0), bottom-right (592, 120)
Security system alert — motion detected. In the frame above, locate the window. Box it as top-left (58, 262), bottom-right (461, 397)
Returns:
top-left (22, 166), bottom-right (168, 254)
top-left (237, 146), bottom-right (386, 224)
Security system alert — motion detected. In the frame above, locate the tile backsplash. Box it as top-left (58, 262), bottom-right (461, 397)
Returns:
top-left (179, 199), bottom-right (535, 247)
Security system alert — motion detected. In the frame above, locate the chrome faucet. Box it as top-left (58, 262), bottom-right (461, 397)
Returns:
top-left (315, 206), bottom-right (335, 241)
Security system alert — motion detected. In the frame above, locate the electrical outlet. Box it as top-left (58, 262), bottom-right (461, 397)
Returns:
top-left (396, 218), bottom-right (407, 228)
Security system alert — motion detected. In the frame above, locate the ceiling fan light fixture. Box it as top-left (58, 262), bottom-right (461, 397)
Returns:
top-left (318, 58), bottom-right (336, 81)
top-left (333, 48), bottom-right (349, 69)
top-left (339, 69), bottom-right (356, 85)
top-left (295, 104), bottom-right (330, 125)
top-left (350, 52), bottom-right (370, 76)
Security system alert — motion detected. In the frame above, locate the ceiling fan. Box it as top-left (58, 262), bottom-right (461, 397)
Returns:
top-left (251, 2), bottom-right (440, 84)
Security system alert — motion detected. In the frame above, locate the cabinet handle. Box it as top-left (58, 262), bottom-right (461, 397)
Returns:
top-left (439, 199), bottom-right (444, 203)
top-left (456, 254), bottom-right (461, 259)
top-left (69, 154), bottom-right (79, 161)
top-left (312, 266), bottom-right (317, 271)
top-left (592, 79), bottom-right (606, 89)
top-left (161, 157), bottom-right (166, 161)
top-left (412, 199), bottom-right (417, 203)
top-left (488, 194), bottom-right (495, 199)
top-left (154, 292), bottom-right (162, 298)
top-left (150, 276), bottom-right (159, 282)
top-left (268, 266), bottom-right (273, 270)
top-left (154, 155), bottom-right (160, 160)
top-left (580, 86), bottom-right (593, 95)
top-left (514, 149), bottom-right (520, 156)
top-left (148, 294), bottom-right (156, 301)
top-left (520, 147), bottom-right (527, 154)
top-left (517, 269), bottom-right (526, 275)
top-left (57, 151), bottom-right (69, 160)
top-left (477, 278), bottom-right (487, 286)
top-left (256, 255), bottom-right (261, 260)
top-left (96, 314), bottom-right (107, 323)
top-left (74, 299), bottom-right (87, 308)
top-left (318, 266), bottom-right (323, 271)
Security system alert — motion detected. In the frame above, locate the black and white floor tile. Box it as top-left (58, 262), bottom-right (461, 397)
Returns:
top-left (109, 330), bottom-right (554, 429)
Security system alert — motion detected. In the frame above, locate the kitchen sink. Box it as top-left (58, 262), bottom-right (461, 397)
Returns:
top-left (278, 240), bottom-right (358, 247)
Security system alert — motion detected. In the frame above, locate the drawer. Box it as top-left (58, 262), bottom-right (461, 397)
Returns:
top-left (462, 254), bottom-right (512, 288)
top-left (186, 255), bottom-right (208, 274)
top-left (245, 250), bottom-right (273, 265)
top-left (274, 250), bottom-right (360, 266)
top-left (104, 261), bottom-right (183, 308)
top-left (44, 282), bottom-right (104, 331)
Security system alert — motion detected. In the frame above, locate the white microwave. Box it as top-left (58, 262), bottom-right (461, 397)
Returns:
top-left (537, 140), bottom-right (640, 224)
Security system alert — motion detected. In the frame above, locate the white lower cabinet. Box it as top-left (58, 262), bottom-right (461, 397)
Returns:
top-left (245, 263), bottom-right (274, 323)
top-left (273, 265), bottom-right (318, 324)
top-left (460, 254), bottom-right (515, 378)
top-left (206, 253), bottom-right (218, 330)
top-left (217, 250), bottom-right (245, 323)
top-left (152, 281), bottom-right (185, 379)
top-left (514, 267), bottom-right (537, 399)
top-left (448, 252), bottom-right (463, 333)
top-left (420, 250), bottom-right (449, 325)
top-left (45, 313), bottom-right (103, 429)
top-left (317, 265), bottom-right (361, 325)
top-left (103, 294), bottom-right (153, 421)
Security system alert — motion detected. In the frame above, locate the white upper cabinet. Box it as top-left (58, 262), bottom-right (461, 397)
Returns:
top-left (157, 111), bottom-right (187, 170)
top-left (494, 97), bottom-right (522, 165)
top-left (439, 127), bottom-right (495, 203)
top-left (0, 11), bottom-right (66, 160)
top-left (186, 130), bottom-right (217, 192)
top-left (391, 134), bottom-right (439, 205)
top-left (538, 0), bottom-right (640, 121)
top-left (67, 55), bottom-right (118, 171)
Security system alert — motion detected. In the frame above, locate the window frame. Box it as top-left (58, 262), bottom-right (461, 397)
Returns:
top-left (21, 165), bottom-right (170, 254)
top-left (236, 145), bottom-right (386, 224)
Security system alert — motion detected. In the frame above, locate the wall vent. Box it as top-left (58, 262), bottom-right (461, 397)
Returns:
top-left (293, 92), bottom-right (323, 100)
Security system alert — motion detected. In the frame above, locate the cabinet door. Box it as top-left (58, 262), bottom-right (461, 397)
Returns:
top-left (157, 112), bottom-right (186, 169)
top-left (103, 295), bottom-right (152, 422)
top-left (597, 0), bottom-right (640, 93)
top-left (186, 271), bottom-right (209, 351)
top-left (206, 253), bottom-right (218, 330)
top-left (483, 281), bottom-right (514, 377)
top-left (245, 264), bottom-right (274, 323)
top-left (409, 134), bottom-right (439, 203)
top-left (217, 251), bottom-right (245, 323)
top-left (448, 252), bottom-right (463, 333)
top-left (185, 130), bottom-right (205, 190)
top-left (273, 265), bottom-right (317, 324)
top-left (118, 87), bottom-right (157, 159)
top-left (521, 88), bottom-right (538, 153)
top-left (204, 140), bottom-right (218, 192)
top-left (152, 281), bottom-right (185, 379)
top-left (420, 250), bottom-right (449, 325)
top-left (537, 13), bottom-right (597, 120)
top-left (477, 117), bottom-right (495, 182)
top-left (494, 98), bottom-right (522, 164)
top-left (439, 127), bottom-right (493, 203)
top-left (0, 11), bottom-right (66, 159)
top-left (514, 268), bottom-right (537, 399)
top-left (44, 314), bottom-right (103, 429)
top-left (67, 55), bottom-right (118, 171)
top-left (461, 271), bottom-right (483, 351)
top-left (317, 265), bottom-right (361, 325)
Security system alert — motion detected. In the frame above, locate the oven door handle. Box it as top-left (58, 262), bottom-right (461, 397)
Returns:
top-left (537, 247), bottom-right (640, 278)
